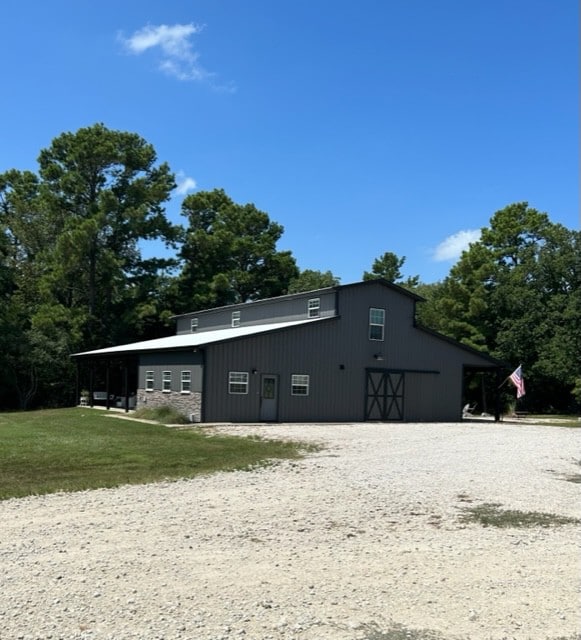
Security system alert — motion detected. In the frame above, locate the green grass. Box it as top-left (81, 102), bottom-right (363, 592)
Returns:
top-left (521, 415), bottom-right (581, 428)
top-left (459, 502), bottom-right (580, 528)
top-left (0, 408), bottom-right (313, 500)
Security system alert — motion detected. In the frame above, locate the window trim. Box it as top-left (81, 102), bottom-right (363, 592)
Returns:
top-left (369, 307), bottom-right (385, 341)
top-left (291, 374), bottom-right (310, 396)
top-left (228, 371), bottom-right (249, 395)
top-left (231, 311), bottom-right (241, 328)
top-left (145, 370), bottom-right (154, 392)
top-left (190, 318), bottom-right (198, 332)
top-left (307, 298), bottom-right (320, 318)
top-left (181, 370), bottom-right (192, 394)
top-left (162, 370), bottom-right (172, 393)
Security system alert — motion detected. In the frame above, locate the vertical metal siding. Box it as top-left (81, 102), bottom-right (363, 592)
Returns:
top-left (179, 280), bottom-right (496, 422)
top-left (175, 291), bottom-right (337, 334)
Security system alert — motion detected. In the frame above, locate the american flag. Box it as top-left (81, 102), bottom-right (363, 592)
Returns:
top-left (509, 365), bottom-right (526, 398)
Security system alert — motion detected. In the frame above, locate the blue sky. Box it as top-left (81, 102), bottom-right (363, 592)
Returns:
top-left (1, 0), bottom-right (578, 284)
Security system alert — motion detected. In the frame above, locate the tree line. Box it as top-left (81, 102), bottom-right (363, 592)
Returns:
top-left (1, 124), bottom-right (579, 412)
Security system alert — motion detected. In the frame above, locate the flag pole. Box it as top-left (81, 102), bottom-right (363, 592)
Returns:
top-left (497, 374), bottom-right (511, 389)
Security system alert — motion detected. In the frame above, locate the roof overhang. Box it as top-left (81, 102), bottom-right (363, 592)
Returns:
top-left (72, 317), bottom-right (330, 359)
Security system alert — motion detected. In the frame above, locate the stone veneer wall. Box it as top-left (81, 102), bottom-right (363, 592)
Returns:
top-left (137, 389), bottom-right (202, 423)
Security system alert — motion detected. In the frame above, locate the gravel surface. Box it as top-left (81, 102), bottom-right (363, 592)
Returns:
top-left (1, 421), bottom-right (580, 640)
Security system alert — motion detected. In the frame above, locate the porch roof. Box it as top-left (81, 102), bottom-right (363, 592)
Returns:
top-left (72, 317), bottom-right (328, 358)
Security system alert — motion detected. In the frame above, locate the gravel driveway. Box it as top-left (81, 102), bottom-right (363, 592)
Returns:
top-left (1, 421), bottom-right (580, 640)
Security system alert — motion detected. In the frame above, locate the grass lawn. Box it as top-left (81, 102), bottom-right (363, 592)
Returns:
top-left (0, 408), bottom-right (312, 500)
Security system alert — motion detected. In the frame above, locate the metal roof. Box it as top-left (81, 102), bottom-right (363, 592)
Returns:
top-left (72, 317), bottom-right (328, 358)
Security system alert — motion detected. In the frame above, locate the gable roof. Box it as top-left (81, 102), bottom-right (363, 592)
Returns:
top-left (72, 317), bottom-right (330, 358)
top-left (416, 323), bottom-right (504, 367)
top-left (171, 278), bottom-right (424, 320)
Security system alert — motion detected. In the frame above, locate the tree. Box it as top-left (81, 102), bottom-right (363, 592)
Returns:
top-left (175, 189), bottom-right (298, 312)
top-left (363, 251), bottom-right (419, 288)
top-left (418, 202), bottom-right (580, 411)
top-left (35, 123), bottom-right (178, 348)
top-left (0, 124), bottom-right (178, 408)
top-left (288, 269), bottom-right (340, 293)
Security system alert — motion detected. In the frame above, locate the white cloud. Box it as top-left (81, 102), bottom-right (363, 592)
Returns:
top-left (120, 23), bottom-right (212, 82)
top-left (175, 173), bottom-right (197, 195)
top-left (433, 229), bottom-right (481, 262)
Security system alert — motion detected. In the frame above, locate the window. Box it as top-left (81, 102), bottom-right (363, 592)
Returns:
top-left (369, 308), bottom-right (385, 341)
top-left (228, 371), bottom-right (248, 394)
top-left (162, 371), bottom-right (172, 393)
top-left (231, 311), bottom-right (241, 327)
top-left (291, 374), bottom-right (310, 396)
top-left (145, 371), bottom-right (154, 391)
top-left (181, 371), bottom-right (191, 393)
top-left (307, 298), bottom-right (320, 318)
top-left (190, 318), bottom-right (198, 332)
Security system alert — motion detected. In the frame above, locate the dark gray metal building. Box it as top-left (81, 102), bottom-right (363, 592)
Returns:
top-left (73, 280), bottom-right (502, 422)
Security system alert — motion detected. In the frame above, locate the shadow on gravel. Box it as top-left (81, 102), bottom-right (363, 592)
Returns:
top-left (353, 621), bottom-right (581, 640)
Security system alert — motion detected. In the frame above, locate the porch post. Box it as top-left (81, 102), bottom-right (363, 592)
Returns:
top-left (105, 361), bottom-right (111, 410)
top-left (123, 360), bottom-right (129, 413)
top-left (89, 362), bottom-right (95, 408)
top-left (494, 368), bottom-right (501, 422)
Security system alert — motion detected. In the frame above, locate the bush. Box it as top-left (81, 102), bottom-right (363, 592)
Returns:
top-left (133, 405), bottom-right (190, 424)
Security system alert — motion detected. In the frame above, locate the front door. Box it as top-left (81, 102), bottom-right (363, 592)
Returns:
top-left (365, 369), bottom-right (405, 420)
top-left (260, 374), bottom-right (278, 421)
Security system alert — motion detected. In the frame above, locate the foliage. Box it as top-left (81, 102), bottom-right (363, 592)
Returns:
top-left (417, 203), bottom-right (580, 411)
top-left (287, 268), bottom-right (340, 293)
top-left (132, 404), bottom-right (190, 424)
top-left (0, 408), bottom-right (310, 500)
top-left (0, 124), bottom-right (178, 408)
top-left (363, 251), bottom-right (419, 288)
top-left (174, 189), bottom-right (299, 312)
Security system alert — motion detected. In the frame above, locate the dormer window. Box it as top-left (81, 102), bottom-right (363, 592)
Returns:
top-left (190, 318), bottom-right (198, 332)
top-left (231, 311), bottom-right (241, 328)
top-left (308, 298), bottom-right (320, 318)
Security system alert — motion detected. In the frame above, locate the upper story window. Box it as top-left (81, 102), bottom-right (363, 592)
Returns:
top-left (181, 371), bottom-right (191, 394)
top-left (291, 374), bottom-right (310, 396)
top-left (145, 371), bottom-right (154, 391)
top-left (228, 371), bottom-right (248, 394)
top-left (190, 318), bottom-right (198, 332)
top-left (162, 371), bottom-right (172, 393)
top-left (369, 308), bottom-right (385, 341)
top-left (307, 298), bottom-right (320, 318)
top-left (231, 311), bottom-right (241, 328)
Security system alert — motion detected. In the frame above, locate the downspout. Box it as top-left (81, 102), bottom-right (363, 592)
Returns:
top-left (200, 348), bottom-right (206, 423)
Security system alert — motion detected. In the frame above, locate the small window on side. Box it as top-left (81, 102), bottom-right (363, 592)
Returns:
top-left (190, 318), bottom-right (198, 332)
top-left (228, 371), bottom-right (248, 394)
top-left (181, 371), bottom-right (191, 393)
top-left (145, 371), bottom-right (154, 391)
top-left (291, 374), bottom-right (310, 396)
top-left (307, 298), bottom-right (320, 318)
top-left (162, 371), bottom-right (172, 393)
top-left (231, 311), bottom-right (241, 328)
